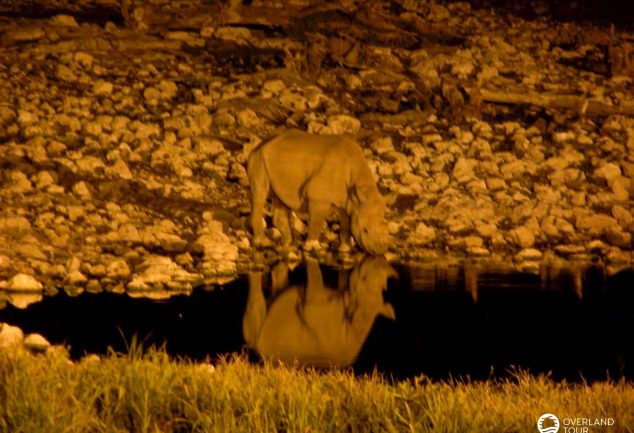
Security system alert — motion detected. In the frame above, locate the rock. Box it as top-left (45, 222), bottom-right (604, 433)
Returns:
top-left (236, 109), bottom-right (260, 127)
top-left (117, 223), bottom-right (142, 243)
top-left (143, 86), bottom-right (161, 102)
top-left (0, 216), bottom-right (31, 232)
top-left (408, 223), bottom-right (436, 245)
top-left (326, 114), bottom-right (361, 135)
top-left (214, 27), bottom-right (252, 44)
top-left (261, 79), bottom-right (286, 97)
top-left (106, 159), bottom-right (133, 180)
top-left (106, 259), bottom-right (131, 279)
top-left (56, 64), bottom-right (77, 82)
top-left (0, 255), bottom-right (10, 269)
top-left (64, 270), bottom-right (88, 286)
top-left (6, 293), bottom-right (43, 309)
top-left (605, 227), bottom-right (632, 247)
top-left (72, 181), bottom-right (92, 199)
top-left (509, 226), bottom-right (535, 248)
top-left (158, 80), bottom-right (178, 99)
top-left (0, 324), bottom-right (24, 349)
top-left (93, 80), bottom-right (114, 96)
top-left (5, 274), bottom-right (43, 292)
top-left (128, 256), bottom-right (202, 291)
top-left (73, 52), bottom-right (94, 68)
top-left (51, 14), bottom-right (79, 27)
top-left (593, 163), bottom-right (621, 185)
top-left (23, 333), bottom-right (50, 353)
top-left (575, 212), bottom-right (619, 236)
top-left (428, 3), bottom-right (450, 20)
top-left (452, 158), bottom-right (476, 183)
top-left (4, 27), bottom-right (45, 42)
top-left (612, 205), bottom-right (634, 226)
top-left (516, 248), bottom-right (543, 262)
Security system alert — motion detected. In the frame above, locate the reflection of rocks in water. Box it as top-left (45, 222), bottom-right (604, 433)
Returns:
top-left (244, 256), bottom-right (396, 368)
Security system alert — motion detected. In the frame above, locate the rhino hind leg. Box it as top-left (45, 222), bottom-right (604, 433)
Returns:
top-left (248, 151), bottom-right (270, 247)
top-left (337, 208), bottom-right (353, 252)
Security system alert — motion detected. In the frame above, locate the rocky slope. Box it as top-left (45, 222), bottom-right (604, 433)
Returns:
top-left (0, 0), bottom-right (633, 302)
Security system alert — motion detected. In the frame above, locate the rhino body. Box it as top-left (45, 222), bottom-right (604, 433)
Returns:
top-left (247, 129), bottom-right (389, 254)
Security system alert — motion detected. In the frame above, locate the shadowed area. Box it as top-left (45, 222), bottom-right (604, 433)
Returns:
top-left (0, 261), bottom-right (633, 381)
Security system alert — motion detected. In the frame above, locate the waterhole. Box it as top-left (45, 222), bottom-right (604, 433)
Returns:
top-left (1, 257), bottom-right (633, 381)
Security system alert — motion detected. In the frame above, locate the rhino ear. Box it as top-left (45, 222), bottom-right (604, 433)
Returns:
top-left (380, 303), bottom-right (396, 320)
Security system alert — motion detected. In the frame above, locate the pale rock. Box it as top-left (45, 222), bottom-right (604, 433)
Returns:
top-left (213, 111), bottom-right (236, 128)
top-left (261, 79), bottom-right (286, 97)
top-left (236, 109), bottom-right (260, 127)
top-left (605, 227), bottom-right (632, 248)
top-left (118, 223), bottom-right (142, 243)
top-left (593, 163), bottom-right (621, 185)
top-left (143, 86), bottom-right (161, 102)
top-left (610, 176), bottom-right (630, 201)
top-left (428, 3), bottom-right (450, 20)
top-left (0, 324), bottom-right (24, 349)
top-left (408, 223), bottom-right (436, 245)
top-left (214, 27), bottom-right (252, 44)
top-left (552, 131), bottom-right (576, 143)
top-left (56, 64), bottom-right (77, 82)
top-left (24, 333), bottom-right (51, 353)
top-left (278, 90), bottom-right (308, 110)
top-left (372, 137), bottom-right (395, 154)
top-left (106, 259), bottom-right (131, 279)
top-left (73, 52), bottom-right (94, 68)
top-left (0, 216), bottom-right (31, 232)
top-left (34, 171), bottom-right (56, 189)
top-left (326, 114), bottom-right (361, 135)
top-left (159, 80), bottom-right (178, 99)
top-left (64, 270), bottom-right (88, 286)
top-left (72, 181), bottom-right (92, 199)
top-left (611, 205), bottom-right (634, 226)
top-left (516, 248), bottom-right (543, 262)
top-left (17, 109), bottom-right (38, 125)
top-left (5, 27), bottom-right (45, 42)
top-left (76, 156), bottom-right (106, 174)
top-left (93, 80), bottom-right (114, 96)
top-left (485, 177), bottom-right (506, 191)
top-left (452, 158), bottom-right (476, 183)
top-left (106, 159), bottom-right (133, 180)
top-left (51, 14), bottom-right (79, 27)
top-left (509, 226), bottom-right (535, 248)
top-left (128, 256), bottom-right (202, 291)
top-left (5, 274), bottom-right (43, 292)
top-left (575, 213), bottom-right (619, 236)
top-left (0, 255), bottom-right (10, 269)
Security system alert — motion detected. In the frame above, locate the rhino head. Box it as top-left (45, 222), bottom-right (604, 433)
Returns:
top-left (351, 190), bottom-right (390, 255)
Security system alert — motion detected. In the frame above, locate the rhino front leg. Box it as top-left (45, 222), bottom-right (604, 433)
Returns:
top-left (247, 153), bottom-right (269, 247)
top-left (304, 200), bottom-right (329, 251)
top-left (273, 204), bottom-right (293, 247)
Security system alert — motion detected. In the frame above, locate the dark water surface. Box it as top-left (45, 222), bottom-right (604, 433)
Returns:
top-left (1, 258), bottom-right (633, 382)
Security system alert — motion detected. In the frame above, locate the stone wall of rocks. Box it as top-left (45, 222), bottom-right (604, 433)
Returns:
top-left (0, 0), bottom-right (632, 304)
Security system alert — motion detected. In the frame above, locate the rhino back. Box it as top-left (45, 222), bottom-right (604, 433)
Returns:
top-left (260, 130), bottom-right (363, 211)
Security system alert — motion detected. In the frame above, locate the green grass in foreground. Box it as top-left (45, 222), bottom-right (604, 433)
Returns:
top-left (0, 346), bottom-right (632, 433)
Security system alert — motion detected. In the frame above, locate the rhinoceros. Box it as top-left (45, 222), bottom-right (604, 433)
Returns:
top-left (247, 129), bottom-right (389, 255)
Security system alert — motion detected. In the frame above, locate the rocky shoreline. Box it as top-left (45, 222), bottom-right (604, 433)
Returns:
top-left (1, 1), bottom-right (633, 304)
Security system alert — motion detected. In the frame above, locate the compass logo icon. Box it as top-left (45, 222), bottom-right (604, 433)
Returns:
top-left (537, 413), bottom-right (560, 433)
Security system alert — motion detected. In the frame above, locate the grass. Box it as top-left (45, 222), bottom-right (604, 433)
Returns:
top-left (0, 345), bottom-right (632, 433)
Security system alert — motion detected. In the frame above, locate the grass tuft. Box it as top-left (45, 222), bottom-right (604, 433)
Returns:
top-left (0, 345), bottom-right (632, 433)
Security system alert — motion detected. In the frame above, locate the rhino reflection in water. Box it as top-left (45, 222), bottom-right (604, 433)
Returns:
top-left (243, 257), bottom-right (397, 368)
